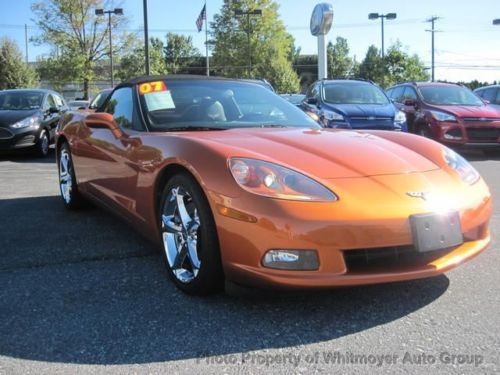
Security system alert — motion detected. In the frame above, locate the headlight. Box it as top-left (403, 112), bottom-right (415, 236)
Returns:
top-left (430, 110), bottom-right (457, 122)
top-left (443, 147), bottom-right (480, 185)
top-left (229, 158), bottom-right (337, 201)
top-left (323, 111), bottom-right (344, 121)
top-left (10, 115), bottom-right (41, 129)
top-left (394, 110), bottom-right (406, 124)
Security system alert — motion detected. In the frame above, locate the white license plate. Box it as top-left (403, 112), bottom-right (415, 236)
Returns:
top-left (409, 211), bottom-right (464, 253)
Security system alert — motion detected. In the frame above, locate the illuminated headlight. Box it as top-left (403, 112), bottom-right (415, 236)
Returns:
top-left (229, 158), bottom-right (337, 201)
top-left (262, 249), bottom-right (319, 270)
top-left (323, 111), bottom-right (344, 121)
top-left (394, 110), bottom-right (406, 124)
top-left (443, 147), bottom-right (480, 185)
top-left (10, 115), bottom-right (41, 129)
top-left (430, 110), bottom-right (457, 122)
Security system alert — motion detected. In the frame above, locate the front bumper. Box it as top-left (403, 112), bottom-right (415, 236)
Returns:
top-left (0, 126), bottom-right (42, 151)
top-left (212, 170), bottom-right (492, 289)
top-left (432, 119), bottom-right (500, 147)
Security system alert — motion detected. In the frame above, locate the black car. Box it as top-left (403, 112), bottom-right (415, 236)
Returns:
top-left (0, 89), bottom-right (68, 156)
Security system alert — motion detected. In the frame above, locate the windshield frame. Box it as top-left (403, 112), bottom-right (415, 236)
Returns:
top-left (418, 85), bottom-right (484, 106)
top-left (136, 79), bottom-right (320, 132)
top-left (322, 82), bottom-right (390, 105)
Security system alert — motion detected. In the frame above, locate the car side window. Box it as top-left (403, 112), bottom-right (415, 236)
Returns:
top-left (44, 94), bottom-right (57, 111)
top-left (53, 94), bottom-right (67, 111)
top-left (305, 84), bottom-right (317, 100)
top-left (403, 87), bottom-right (418, 101)
top-left (481, 88), bottom-right (497, 103)
top-left (495, 89), bottom-right (500, 105)
top-left (391, 86), bottom-right (405, 103)
top-left (104, 87), bottom-right (134, 129)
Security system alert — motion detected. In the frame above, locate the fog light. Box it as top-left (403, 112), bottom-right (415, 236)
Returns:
top-left (443, 128), bottom-right (462, 140)
top-left (262, 249), bottom-right (319, 270)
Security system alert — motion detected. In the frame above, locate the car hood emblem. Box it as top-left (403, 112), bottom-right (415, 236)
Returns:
top-left (406, 191), bottom-right (431, 201)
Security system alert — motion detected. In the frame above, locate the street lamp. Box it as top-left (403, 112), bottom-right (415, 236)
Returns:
top-left (368, 12), bottom-right (396, 57)
top-left (234, 8), bottom-right (262, 76)
top-left (493, 19), bottom-right (500, 25)
top-left (95, 8), bottom-right (123, 86)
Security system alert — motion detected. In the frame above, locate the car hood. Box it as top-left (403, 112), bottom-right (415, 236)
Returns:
top-left (0, 109), bottom-right (40, 128)
top-left (430, 105), bottom-right (500, 119)
top-left (189, 127), bottom-right (440, 179)
top-left (321, 103), bottom-right (396, 118)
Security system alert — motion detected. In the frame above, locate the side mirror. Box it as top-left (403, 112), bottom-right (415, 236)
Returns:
top-left (85, 113), bottom-right (123, 138)
top-left (49, 106), bottom-right (60, 114)
top-left (482, 99), bottom-right (490, 105)
top-left (307, 97), bottom-right (318, 105)
top-left (403, 98), bottom-right (417, 107)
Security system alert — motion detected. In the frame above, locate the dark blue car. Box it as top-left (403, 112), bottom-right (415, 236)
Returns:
top-left (301, 79), bottom-right (407, 131)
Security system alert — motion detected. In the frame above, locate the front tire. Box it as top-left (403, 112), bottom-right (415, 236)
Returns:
top-left (35, 129), bottom-right (50, 157)
top-left (159, 173), bottom-right (224, 295)
top-left (58, 142), bottom-right (85, 209)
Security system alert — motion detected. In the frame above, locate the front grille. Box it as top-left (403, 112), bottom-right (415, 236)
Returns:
top-left (350, 116), bottom-right (392, 121)
top-left (466, 128), bottom-right (499, 141)
top-left (0, 128), bottom-right (14, 140)
top-left (349, 117), bottom-right (394, 129)
top-left (344, 245), bottom-right (455, 273)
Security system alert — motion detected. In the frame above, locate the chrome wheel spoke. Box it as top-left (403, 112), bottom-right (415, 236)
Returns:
top-left (161, 184), bottom-right (202, 284)
top-left (59, 151), bottom-right (72, 203)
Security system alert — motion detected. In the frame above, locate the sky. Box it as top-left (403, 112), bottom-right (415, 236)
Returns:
top-left (1, 0), bottom-right (499, 82)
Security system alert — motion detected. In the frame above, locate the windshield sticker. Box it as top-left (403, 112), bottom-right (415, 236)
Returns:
top-left (138, 81), bottom-right (167, 95)
top-left (144, 90), bottom-right (176, 111)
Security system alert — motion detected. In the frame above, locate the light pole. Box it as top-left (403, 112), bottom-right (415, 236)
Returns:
top-left (234, 9), bottom-right (262, 76)
top-left (143, 0), bottom-right (150, 75)
top-left (368, 12), bottom-right (396, 57)
top-left (95, 8), bottom-right (123, 87)
top-left (426, 16), bottom-right (440, 82)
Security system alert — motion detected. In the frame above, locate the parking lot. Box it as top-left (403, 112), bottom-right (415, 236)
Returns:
top-left (0, 150), bottom-right (498, 374)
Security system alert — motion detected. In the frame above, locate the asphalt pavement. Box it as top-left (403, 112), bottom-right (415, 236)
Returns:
top-left (0, 149), bottom-right (498, 375)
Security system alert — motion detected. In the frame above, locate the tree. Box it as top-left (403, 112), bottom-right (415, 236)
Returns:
top-left (31, 0), bottom-right (132, 99)
top-left (210, 0), bottom-right (300, 93)
top-left (164, 33), bottom-right (201, 74)
top-left (117, 37), bottom-right (167, 81)
top-left (357, 45), bottom-right (386, 85)
top-left (384, 42), bottom-right (428, 87)
top-left (327, 37), bottom-right (354, 79)
top-left (0, 38), bottom-right (38, 89)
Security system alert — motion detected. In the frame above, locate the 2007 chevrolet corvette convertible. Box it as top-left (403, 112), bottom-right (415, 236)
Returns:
top-left (56, 75), bottom-right (492, 295)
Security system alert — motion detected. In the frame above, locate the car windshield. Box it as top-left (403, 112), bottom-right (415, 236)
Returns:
top-left (419, 86), bottom-right (484, 106)
top-left (0, 91), bottom-right (44, 110)
top-left (137, 79), bottom-right (320, 131)
top-left (323, 83), bottom-right (390, 105)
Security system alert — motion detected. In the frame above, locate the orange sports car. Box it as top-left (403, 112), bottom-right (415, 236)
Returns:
top-left (56, 75), bottom-right (492, 295)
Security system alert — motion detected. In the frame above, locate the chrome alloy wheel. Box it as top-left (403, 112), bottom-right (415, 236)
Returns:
top-left (59, 149), bottom-right (73, 204)
top-left (40, 131), bottom-right (49, 155)
top-left (161, 186), bottom-right (201, 283)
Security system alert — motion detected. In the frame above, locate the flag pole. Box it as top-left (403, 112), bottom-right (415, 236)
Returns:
top-left (205, 1), bottom-right (209, 76)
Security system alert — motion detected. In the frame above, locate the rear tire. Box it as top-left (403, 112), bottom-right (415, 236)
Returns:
top-left (158, 173), bottom-right (224, 295)
top-left (58, 142), bottom-right (85, 209)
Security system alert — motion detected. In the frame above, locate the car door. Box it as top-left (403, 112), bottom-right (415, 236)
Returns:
top-left (41, 94), bottom-right (60, 138)
top-left (74, 86), bottom-right (146, 218)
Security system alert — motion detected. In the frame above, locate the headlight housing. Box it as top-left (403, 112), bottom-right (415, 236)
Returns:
top-left (394, 110), bottom-right (406, 124)
top-left (10, 115), bottom-right (41, 129)
top-left (229, 158), bottom-right (337, 201)
top-left (323, 111), bottom-right (344, 121)
top-left (443, 147), bottom-right (480, 185)
top-left (430, 110), bottom-right (457, 122)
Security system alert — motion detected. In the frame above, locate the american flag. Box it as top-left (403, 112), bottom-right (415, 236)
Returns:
top-left (196, 4), bottom-right (206, 32)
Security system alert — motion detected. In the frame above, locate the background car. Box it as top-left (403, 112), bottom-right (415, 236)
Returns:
top-left (301, 79), bottom-right (407, 131)
top-left (387, 82), bottom-right (500, 152)
top-left (68, 100), bottom-right (90, 111)
top-left (280, 93), bottom-right (306, 107)
top-left (0, 89), bottom-right (67, 156)
top-left (474, 84), bottom-right (500, 109)
top-left (55, 75), bottom-right (490, 296)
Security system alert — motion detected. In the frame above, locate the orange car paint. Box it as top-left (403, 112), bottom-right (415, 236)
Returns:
top-left (57, 112), bottom-right (492, 289)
